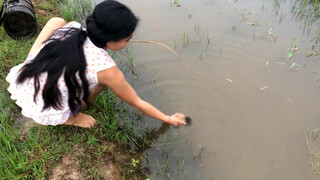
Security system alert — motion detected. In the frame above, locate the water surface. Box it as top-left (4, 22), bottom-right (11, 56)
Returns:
top-left (96, 0), bottom-right (320, 179)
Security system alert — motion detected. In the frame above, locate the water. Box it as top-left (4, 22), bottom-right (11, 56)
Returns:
top-left (96, 0), bottom-right (320, 179)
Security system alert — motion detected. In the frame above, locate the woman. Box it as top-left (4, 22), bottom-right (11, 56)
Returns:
top-left (6, 0), bottom-right (186, 128)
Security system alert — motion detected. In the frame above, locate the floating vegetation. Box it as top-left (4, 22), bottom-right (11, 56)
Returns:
top-left (291, 0), bottom-right (320, 36)
top-left (289, 62), bottom-right (302, 70)
top-left (266, 61), bottom-right (270, 66)
top-left (247, 21), bottom-right (260, 27)
top-left (287, 97), bottom-right (294, 102)
top-left (194, 22), bottom-right (200, 34)
top-left (174, 23), bottom-right (211, 61)
top-left (225, 79), bottom-right (233, 83)
top-left (307, 50), bottom-right (319, 57)
top-left (305, 131), bottom-right (320, 178)
top-left (267, 27), bottom-right (278, 42)
top-left (276, 61), bottom-right (286, 65)
top-left (287, 37), bottom-right (298, 59)
top-left (268, 27), bottom-right (277, 37)
top-left (199, 49), bottom-right (203, 60)
top-left (231, 24), bottom-right (238, 31)
top-left (205, 36), bottom-right (211, 51)
top-left (259, 86), bottom-right (269, 91)
top-left (315, 29), bottom-right (320, 45)
top-left (240, 8), bottom-right (252, 22)
top-left (181, 32), bottom-right (190, 47)
top-left (197, 145), bottom-right (206, 157)
top-left (172, 0), bottom-right (182, 7)
top-left (307, 44), bottom-right (320, 57)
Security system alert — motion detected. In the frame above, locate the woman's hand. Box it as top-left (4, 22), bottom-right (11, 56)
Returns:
top-left (98, 68), bottom-right (188, 125)
top-left (167, 113), bottom-right (187, 126)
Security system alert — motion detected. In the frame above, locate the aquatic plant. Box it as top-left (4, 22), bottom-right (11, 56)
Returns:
top-left (305, 131), bottom-right (320, 178)
top-left (287, 37), bottom-right (298, 59)
top-left (268, 27), bottom-right (278, 37)
top-left (172, 0), bottom-right (182, 7)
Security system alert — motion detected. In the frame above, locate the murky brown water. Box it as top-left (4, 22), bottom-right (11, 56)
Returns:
top-left (96, 0), bottom-right (320, 179)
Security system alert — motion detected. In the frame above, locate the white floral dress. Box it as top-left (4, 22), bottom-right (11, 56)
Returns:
top-left (6, 22), bottom-right (116, 125)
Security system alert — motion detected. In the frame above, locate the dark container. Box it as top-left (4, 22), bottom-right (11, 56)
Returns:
top-left (0, 0), bottom-right (37, 39)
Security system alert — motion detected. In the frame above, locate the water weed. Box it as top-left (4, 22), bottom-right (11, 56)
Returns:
top-left (172, 0), bottom-right (182, 7)
top-left (289, 62), bottom-right (302, 70)
top-left (287, 37), bottom-right (298, 59)
top-left (291, 0), bottom-right (320, 36)
top-left (259, 86), bottom-right (269, 91)
top-left (306, 131), bottom-right (320, 178)
top-left (268, 27), bottom-right (277, 37)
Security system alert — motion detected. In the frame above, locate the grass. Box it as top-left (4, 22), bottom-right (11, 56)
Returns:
top-left (291, 0), bottom-right (320, 31)
top-left (0, 0), bottom-right (151, 179)
top-left (59, 0), bottom-right (93, 22)
top-left (0, 0), bottom-right (43, 178)
top-left (181, 32), bottom-right (190, 47)
top-left (287, 37), bottom-right (298, 59)
top-left (0, 92), bottom-right (29, 179)
top-left (307, 43), bottom-right (320, 57)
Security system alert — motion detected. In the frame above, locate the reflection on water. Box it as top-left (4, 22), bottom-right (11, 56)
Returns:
top-left (96, 0), bottom-right (320, 179)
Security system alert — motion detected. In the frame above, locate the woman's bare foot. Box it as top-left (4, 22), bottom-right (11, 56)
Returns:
top-left (64, 112), bottom-right (97, 128)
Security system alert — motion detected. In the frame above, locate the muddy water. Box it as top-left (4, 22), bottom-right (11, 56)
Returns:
top-left (96, 0), bottom-right (320, 179)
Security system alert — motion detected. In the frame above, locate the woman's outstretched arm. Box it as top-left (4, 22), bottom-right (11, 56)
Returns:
top-left (97, 66), bottom-right (186, 126)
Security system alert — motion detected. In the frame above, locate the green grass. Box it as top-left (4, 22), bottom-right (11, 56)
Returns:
top-left (38, 1), bottom-right (55, 11)
top-left (291, 0), bottom-right (320, 40)
top-left (0, 0), bottom-right (148, 179)
top-left (0, 92), bottom-right (29, 179)
top-left (59, 0), bottom-right (93, 22)
top-left (287, 37), bottom-right (298, 59)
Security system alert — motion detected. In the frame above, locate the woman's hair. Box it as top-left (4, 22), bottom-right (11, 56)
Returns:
top-left (16, 0), bottom-right (139, 115)
top-left (86, 0), bottom-right (139, 48)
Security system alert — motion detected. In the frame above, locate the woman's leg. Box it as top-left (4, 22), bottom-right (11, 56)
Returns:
top-left (64, 84), bottom-right (106, 128)
top-left (64, 112), bottom-right (97, 128)
top-left (89, 84), bottom-right (107, 102)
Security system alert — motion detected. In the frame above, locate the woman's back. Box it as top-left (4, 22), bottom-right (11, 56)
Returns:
top-left (6, 22), bottom-right (116, 125)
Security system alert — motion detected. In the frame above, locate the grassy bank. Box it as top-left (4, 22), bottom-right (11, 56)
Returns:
top-left (0, 0), bottom-right (148, 179)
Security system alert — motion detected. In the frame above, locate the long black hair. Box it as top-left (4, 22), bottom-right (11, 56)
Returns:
top-left (16, 0), bottom-right (139, 115)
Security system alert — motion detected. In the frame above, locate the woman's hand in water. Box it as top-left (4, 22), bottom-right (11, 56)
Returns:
top-left (167, 113), bottom-right (186, 126)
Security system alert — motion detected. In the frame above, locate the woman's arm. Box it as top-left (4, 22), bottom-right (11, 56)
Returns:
top-left (97, 67), bottom-right (186, 126)
top-left (28, 17), bottom-right (67, 56)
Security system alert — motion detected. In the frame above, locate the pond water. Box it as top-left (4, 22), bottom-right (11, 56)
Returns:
top-left (96, 0), bottom-right (320, 179)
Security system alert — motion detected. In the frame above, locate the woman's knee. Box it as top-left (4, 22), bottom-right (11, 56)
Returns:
top-left (48, 17), bottom-right (67, 26)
